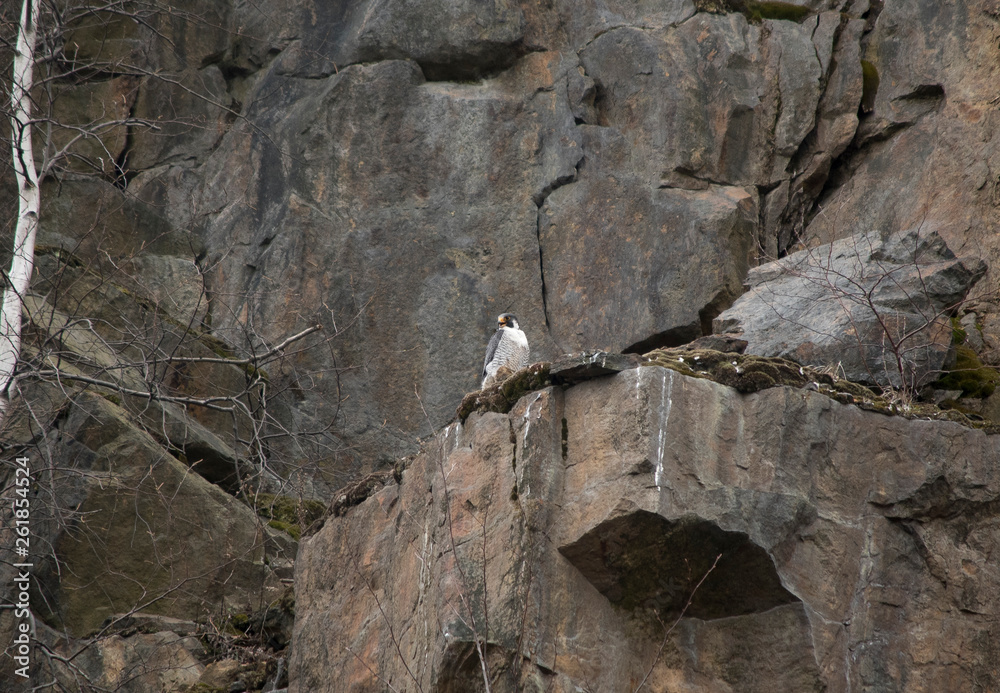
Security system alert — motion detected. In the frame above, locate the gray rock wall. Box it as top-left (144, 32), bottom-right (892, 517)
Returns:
top-left (803, 0), bottom-right (1000, 351)
top-left (154, 0), bottom-right (878, 477)
top-left (6, 0), bottom-right (1000, 690)
top-left (15, 0), bottom-right (1000, 484)
top-left (715, 228), bottom-right (988, 388)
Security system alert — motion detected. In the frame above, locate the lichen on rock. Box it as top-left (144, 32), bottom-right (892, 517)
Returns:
top-left (250, 493), bottom-right (327, 541)
top-left (693, 0), bottom-right (812, 23)
top-left (326, 469), bottom-right (400, 521)
top-left (456, 363), bottom-right (552, 422)
top-left (643, 347), bottom-right (819, 393)
top-left (642, 346), bottom-right (1000, 432)
top-left (932, 346), bottom-right (1000, 400)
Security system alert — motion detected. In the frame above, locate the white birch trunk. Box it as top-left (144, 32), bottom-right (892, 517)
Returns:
top-left (1, 0), bottom-right (42, 422)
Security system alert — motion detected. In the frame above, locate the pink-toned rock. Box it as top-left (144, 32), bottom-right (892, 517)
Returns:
top-left (291, 364), bottom-right (1000, 692)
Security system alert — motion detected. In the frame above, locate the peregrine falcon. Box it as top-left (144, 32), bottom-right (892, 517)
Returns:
top-left (481, 313), bottom-right (529, 389)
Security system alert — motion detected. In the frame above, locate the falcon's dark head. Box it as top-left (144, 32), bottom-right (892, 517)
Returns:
top-left (497, 313), bottom-right (519, 330)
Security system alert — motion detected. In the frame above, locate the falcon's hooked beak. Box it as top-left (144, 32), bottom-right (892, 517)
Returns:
top-left (498, 316), bottom-right (509, 328)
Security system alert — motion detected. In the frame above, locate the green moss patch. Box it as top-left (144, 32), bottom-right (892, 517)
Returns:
top-left (693, 0), bottom-right (812, 22)
top-left (35, 244), bottom-right (86, 268)
top-left (951, 316), bottom-right (968, 346)
top-left (249, 493), bottom-right (326, 541)
top-left (861, 59), bottom-right (879, 113)
top-left (746, 1), bottom-right (812, 22)
top-left (456, 363), bottom-right (552, 422)
top-left (642, 347), bottom-right (999, 432)
top-left (330, 470), bottom-right (398, 519)
top-left (642, 348), bottom-right (870, 396)
top-left (97, 391), bottom-right (123, 406)
top-left (932, 346), bottom-right (1000, 399)
top-left (456, 347), bottom-right (1000, 437)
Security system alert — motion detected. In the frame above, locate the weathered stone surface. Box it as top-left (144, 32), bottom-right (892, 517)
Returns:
top-left (122, 254), bottom-right (209, 328)
top-left (38, 178), bottom-right (202, 262)
top-left (61, 0), bottom-right (231, 74)
top-left (681, 333), bottom-right (748, 353)
top-left (767, 13), bottom-right (865, 254)
top-left (194, 53), bottom-right (582, 473)
top-left (41, 75), bottom-right (139, 176)
top-left (800, 0), bottom-right (1000, 359)
top-left (31, 1), bottom-right (234, 191)
top-left (24, 255), bottom-right (257, 470)
top-left (240, 0), bottom-right (526, 80)
top-left (194, 659), bottom-right (242, 690)
top-left (1, 375), bottom-right (293, 668)
top-left (549, 351), bottom-right (642, 384)
top-left (292, 364), bottom-right (1000, 692)
top-left (344, 0), bottom-right (526, 79)
top-left (0, 612), bottom-right (209, 692)
top-left (577, 13), bottom-right (822, 187)
top-left (26, 393), bottom-right (295, 636)
top-left (714, 228), bottom-right (987, 388)
top-left (539, 127), bottom-right (756, 353)
top-left (59, 629), bottom-right (205, 693)
top-left (128, 66), bottom-right (232, 170)
top-left (555, 0), bottom-right (697, 53)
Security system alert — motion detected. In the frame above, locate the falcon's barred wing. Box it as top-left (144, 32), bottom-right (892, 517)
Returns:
top-left (483, 329), bottom-right (503, 376)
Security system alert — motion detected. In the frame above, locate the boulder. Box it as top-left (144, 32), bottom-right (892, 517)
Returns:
top-left (25, 256), bottom-right (256, 471)
top-left (549, 351), bottom-right (642, 384)
top-left (801, 0), bottom-right (1000, 359)
top-left (0, 388), bottom-right (294, 639)
top-left (714, 228), bottom-right (987, 388)
top-left (292, 362), bottom-right (1000, 692)
top-left (60, 629), bottom-right (205, 693)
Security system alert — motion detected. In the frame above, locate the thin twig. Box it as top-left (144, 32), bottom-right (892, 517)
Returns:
top-left (347, 550), bottom-right (425, 693)
top-left (632, 552), bottom-right (722, 693)
top-left (164, 324), bottom-right (323, 365)
top-left (31, 370), bottom-right (241, 411)
top-left (416, 385), bottom-right (493, 691)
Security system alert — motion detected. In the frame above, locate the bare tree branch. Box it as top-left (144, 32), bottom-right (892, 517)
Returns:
top-left (1, 0), bottom-right (42, 423)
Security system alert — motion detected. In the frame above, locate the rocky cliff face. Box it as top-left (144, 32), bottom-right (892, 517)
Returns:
top-left (152, 0), bottom-right (1000, 475)
top-left (9, 0), bottom-right (1000, 478)
top-left (294, 361), bottom-right (1000, 692)
top-left (4, 0), bottom-right (1000, 690)
top-left (101, 0), bottom-right (996, 478)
